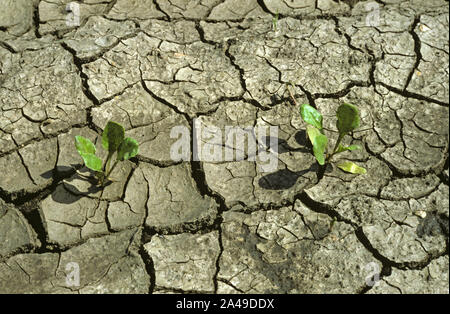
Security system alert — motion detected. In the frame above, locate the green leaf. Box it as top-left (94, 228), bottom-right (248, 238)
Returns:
top-left (80, 153), bottom-right (103, 172)
top-left (306, 125), bottom-right (322, 146)
top-left (336, 103), bottom-right (360, 134)
top-left (335, 144), bottom-right (361, 154)
top-left (312, 133), bottom-right (328, 165)
top-left (337, 161), bottom-right (366, 174)
top-left (117, 137), bottom-right (139, 161)
top-left (75, 135), bottom-right (96, 156)
top-left (300, 103), bottom-right (323, 130)
top-left (102, 121), bottom-right (125, 153)
top-left (306, 125), bottom-right (327, 165)
top-left (346, 145), bottom-right (361, 151)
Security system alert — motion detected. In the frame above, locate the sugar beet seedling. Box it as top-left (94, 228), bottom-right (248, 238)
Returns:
top-left (289, 89), bottom-right (366, 175)
top-left (75, 121), bottom-right (139, 186)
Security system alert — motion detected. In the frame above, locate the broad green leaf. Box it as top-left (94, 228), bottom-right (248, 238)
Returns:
top-left (336, 103), bottom-right (360, 134)
top-left (306, 125), bottom-right (322, 146)
top-left (117, 137), bottom-right (139, 161)
top-left (335, 144), bottom-right (361, 154)
top-left (102, 121), bottom-right (125, 153)
top-left (75, 136), bottom-right (96, 156)
top-left (306, 125), bottom-right (327, 165)
top-left (337, 161), bottom-right (366, 174)
top-left (300, 103), bottom-right (323, 130)
top-left (312, 133), bottom-right (328, 165)
top-left (80, 153), bottom-right (103, 172)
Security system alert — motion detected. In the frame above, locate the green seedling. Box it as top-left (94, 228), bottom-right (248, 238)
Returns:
top-left (272, 11), bottom-right (279, 31)
top-left (301, 102), bottom-right (366, 174)
top-left (289, 88), bottom-right (366, 174)
top-left (75, 121), bottom-right (139, 186)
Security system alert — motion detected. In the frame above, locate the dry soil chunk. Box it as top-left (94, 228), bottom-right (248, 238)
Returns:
top-left (141, 163), bottom-right (218, 230)
top-left (154, 0), bottom-right (223, 19)
top-left (408, 14), bottom-right (449, 103)
top-left (144, 232), bottom-right (220, 292)
top-left (380, 174), bottom-right (441, 200)
top-left (218, 204), bottom-right (378, 293)
top-left (38, 0), bottom-right (108, 35)
top-left (0, 199), bottom-right (40, 259)
top-left (0, 0), bottom-right (34, 36)
top-left (363, 222), bottom-right (447, 264)
top-left (369, 256), bottom-right (449, 294)
top-left (107, 0), bottom-right (165, 20)
top-left (0, 229), bottom-right (149, 293)
top-left (0, 152), bottom-right (34, 197)
top-left (63, 16), bottom-right (138, 60)
top-left (0, 44), bottom-right (90, 142)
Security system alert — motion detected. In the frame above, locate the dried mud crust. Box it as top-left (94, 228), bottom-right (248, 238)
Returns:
top-left (0, 0), bottom-right (448, 294)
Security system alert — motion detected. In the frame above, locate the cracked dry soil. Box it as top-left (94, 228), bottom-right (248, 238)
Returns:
top-left (0, 0), bottom-right (448, 294)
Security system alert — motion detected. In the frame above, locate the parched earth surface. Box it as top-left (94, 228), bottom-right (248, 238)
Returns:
top-left (0, 0), bottom-right (448, 294)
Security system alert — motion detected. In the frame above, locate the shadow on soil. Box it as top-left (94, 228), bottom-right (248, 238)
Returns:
top-left (258, 130), bottom-right (324, 190)
top-left (40, 165), bottom-right (110, 204)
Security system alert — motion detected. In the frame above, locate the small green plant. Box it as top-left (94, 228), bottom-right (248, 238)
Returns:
top-left (75, 121), bottom-right (139, 186)
top-left (289, 88), bottom-right (366, 174)
top-left (272, 11), bottom-right (279, 31)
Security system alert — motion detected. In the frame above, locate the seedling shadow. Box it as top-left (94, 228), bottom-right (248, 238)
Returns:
top-left (259, 166), bottom-right (316, 190)
top-left (40, 163), bottom-right (84, 179)
top-left (260, 130), bottom-right (311, 154)
top-left (40, 169), bottom-right (54, 180)
top-left (40, 165), bottom-right (111, 205)
top-left (258, 130), bottom-right (328, 190)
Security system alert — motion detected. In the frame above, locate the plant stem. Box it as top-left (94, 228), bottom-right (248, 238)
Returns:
top-left (326, 132), bottom-right (345, 163)
top-left (96, 171), bottom-right (105, 186)
top-left (103, 160), bottom-right (119, 184)
top-left (272, 12), bottom-right (279, 31)
top-left (103, 151), bottom-right (113, 172)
